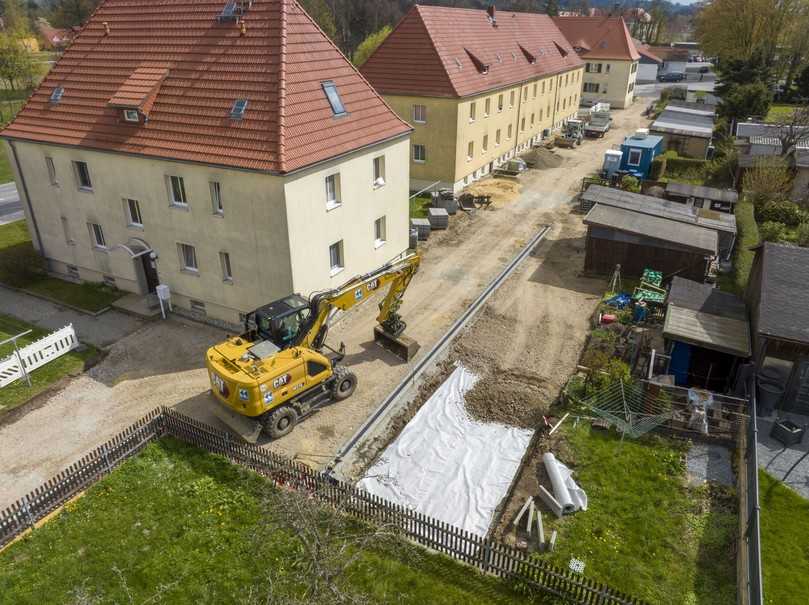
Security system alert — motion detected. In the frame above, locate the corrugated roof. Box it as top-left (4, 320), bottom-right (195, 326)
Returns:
top-left (754, 243), bottom-right (809, 344)
top-left (1, 0), bottom-right (411, 174)
top-left (583, 203), bottom-right (718, 254)
top-left (664, 305), bottom-right (751, 357)
top-left (360, 6), bottom-right (583, 99)
top-left (651, 104), bottom-right (714, 139)
top-left (552, 16), bottom-right (640, 61)
top-left (665, 182), bottom-right (738, 204)
top-left (582, 185), bottom-right (736, 234)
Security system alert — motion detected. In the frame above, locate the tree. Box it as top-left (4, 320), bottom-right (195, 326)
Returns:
top-left (299, 0), bottom-right (337, 41)
top-left (742, 157), bottom-right (793, 208)
top-left (2, 0), bottom-right (29, 35)
top-left (770, 106), bottom-right (809, 156)
top-left (718, 82), bottom-right (772, 125)
top-left (543, 0), bottom-right (559, 17)
top-left (0, 33), bottom-right (35, 91)
top-left (45, 0), bottom-right (98, 29)
top-left (352, 25), bottom-right (391, 67)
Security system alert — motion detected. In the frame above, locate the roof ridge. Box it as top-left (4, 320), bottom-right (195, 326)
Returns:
top-left (276, 0), bottom-right (288, 173)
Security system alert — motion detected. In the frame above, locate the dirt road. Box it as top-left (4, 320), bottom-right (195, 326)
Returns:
top-left (0, 102), bottom-right (649, 508)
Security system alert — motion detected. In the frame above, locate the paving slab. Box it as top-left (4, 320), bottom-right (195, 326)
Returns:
top-left (686, 442), bottom-right (734, 487)
top-left (757, 413), bottom-right (809, 500)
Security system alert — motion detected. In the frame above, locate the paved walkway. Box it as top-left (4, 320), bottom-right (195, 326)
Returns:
top-left (0, 182), bottom-right (23, 225)
top-left (0, 285), bottom-right (143, 348)
top-left (758, 413), bottom-right (809, 500)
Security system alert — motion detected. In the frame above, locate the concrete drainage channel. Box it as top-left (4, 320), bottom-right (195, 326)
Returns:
top-left (328, 224), bottom-right (552, 481)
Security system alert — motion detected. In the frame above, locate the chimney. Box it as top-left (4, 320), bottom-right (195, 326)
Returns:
top-left (103, 22), bottom-right (110, 36)
top-left (240, 19), bottom-right (247, 36)
top-left (487, 4), bottom-right (497, 27)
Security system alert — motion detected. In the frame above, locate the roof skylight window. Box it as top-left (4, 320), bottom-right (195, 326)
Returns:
top-left (322, 81), bottom-right (346, 116)
top-left (230, 99), bottom-right (248, 119)
top-left (50, 86), bottom-right (64, 104)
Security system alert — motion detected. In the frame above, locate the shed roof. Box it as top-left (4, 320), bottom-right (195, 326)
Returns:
top-left (360, 6), bottom-right (582, 99)
top-left (664, 305), bottom-right (751, 357)
top-left (669, 276), bottom-right (748, 321)
top-left (753, 243), bottom-right (809, 344)
top-left (1, 0), bottom-right (411, 174)
top-left (582, 185), bottom-right (736, 234)
top-left (665, 182), bottom-right (738, 204)
top-left (621, 133), bottom-right (663, 149)
top-left (552, 16), bottom-right (640, 61)
top-left (583, 204), bottom-right (718, 254)
top-left (651, 104), bottom-right (714, 139)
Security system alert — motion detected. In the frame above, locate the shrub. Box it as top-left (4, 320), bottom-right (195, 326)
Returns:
top-left (0, 243), bottom-right (45, 287)
top-left (621, 175), bottom-right (641, 193)
top-left (797, 223), bottom-right (809, 247)
top-left (742, 157), bottom-right (793, 207)
top-left (756, 200), bottom-right (806, 227)
top-left (759, 221), bottom-right (789, 242)
top-left (650, 156), bottom-right (667, 180)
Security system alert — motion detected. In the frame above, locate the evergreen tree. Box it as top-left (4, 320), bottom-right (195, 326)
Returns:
top-left (544, 0), bottom-right (559, 17)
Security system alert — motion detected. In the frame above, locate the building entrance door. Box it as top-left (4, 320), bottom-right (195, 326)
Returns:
top-left (141, 254), bottom-right (160, 294)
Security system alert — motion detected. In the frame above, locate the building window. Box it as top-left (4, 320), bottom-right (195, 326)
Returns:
top-left (498, 94), bottom-right (504, 112)
top-left (469, 102), bottom-right (476, 122)
top-left (521, 117), bottom-right (525, 131)
top-left (628, 81), bottom-right (635, 93)
top-left (190, 300), bottom-right (206, 315)
top-left (495, 129), bottom-right (501, 145)
top-left (178, 242), bottom-right (198, 272)
top-left (329, 240), bottom-right (344, 276)
top-left (373, 156), bottom-right (386, 187)
top-left (88, 223), bottom-right (106, 249)
top-left (374, 216), bottom-right (387, 248)
top-left (322, 80), bottom-right (346, 116)
top-left (507, 124), bottom-right (512, 139)
top-left (628, 149), bottom-right (642, 166)
top-left (210, 181), bottom-right (223, 215)
top-left (484, 98), bottom-right (490, 117)
top-left (60, 216), bottom-right (73, 245)
top-left (539, 109), bottom-right (543, 121)
top-left (45, 157), bottom-right (57, 185)
top-left (533, 83), bottom-right (538, 98)
top-left (220, 251), bottom-right (233, 282)
top-left (531, 113), bottom-right (535, 126)
top-left (66, 265), bottom-right (80, 280)
top-left (413, 144), bottom-right (426, 163)
top-left (631, 62), bottom-right (637, 73)
top-left (413, 104), bottom-right (427, 123)
top-left (509, 91), bottom-right (515, 107)
top-left (523, 86), bottom-right (528, 100)
top-left (583, 82), bottom-right (600, 93)
top-left (541, 81), bottom-right (546, 94)
top-left (482, 134), bottom-right (488, 152)
top-left (74, 161), bottom-right (92, 190)
top-left (563, 98), bottom-right (567, 110)
top-left (467, 141), bottom-right (474, 161)
top-left (606, 64), bottom-right (611, 74)
top-left (124, 198), bottom-right (143, 227)
top-left (169, 175), bottom-right (188, 206)
top-left (123, 109), bottom-right (139, 122)
top-left (325, 173), bottom-right (341, 209)
top-left (586, 63), bottom-right (603, 74)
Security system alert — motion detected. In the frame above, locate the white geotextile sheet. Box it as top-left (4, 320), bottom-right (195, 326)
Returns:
top-left (357, 364), bottom-right (534, 538)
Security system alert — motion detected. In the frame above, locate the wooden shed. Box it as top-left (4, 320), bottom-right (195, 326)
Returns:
top-left (583, 204), bottom-right (718, 281)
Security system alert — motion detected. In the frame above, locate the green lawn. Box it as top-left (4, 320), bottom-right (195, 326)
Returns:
top-left (766, 104), bottom-right (800, 123)
top-left (759, 471), bottom-right (809, 605)
top-left (717, 199), bottom-right (759, 296)
top-left (0, 314), bottom-right (96, 416)
top-left (0, 222), bottom-right (123, 313)
top-left (536, 424), bottom-right (737, 605)
top-left (409, 194), bottom-right (432, 218)
top-left (0, 438), bottom-right (549, 605)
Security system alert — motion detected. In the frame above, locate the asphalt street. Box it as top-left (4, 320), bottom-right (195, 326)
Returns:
top-left (0, 182), bottom-right (22, 225)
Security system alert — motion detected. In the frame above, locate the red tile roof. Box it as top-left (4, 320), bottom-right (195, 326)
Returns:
top-left (360, 6), bottom-right (583, 99)
top-left (107, 65), bottom-right (168, 117)
top-left (552, 16), bottom-right (641, 62)
top-left (646, 46), bottom-right (690, 62)
top-left (3, 0), bottom-right (410, 174)
top-left (634, 41), bottom-right (663, 64)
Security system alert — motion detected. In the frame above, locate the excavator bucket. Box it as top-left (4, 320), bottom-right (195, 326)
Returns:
top-left (212, 401), bottom-right (264, 444)
top-left (374, 326), bottom-right (420, 361)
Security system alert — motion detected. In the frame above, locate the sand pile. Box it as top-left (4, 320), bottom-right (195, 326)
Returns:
top-left (524, 147), bottom-right (564, 170)
top-left (465, 179), bottom-right (521, 205)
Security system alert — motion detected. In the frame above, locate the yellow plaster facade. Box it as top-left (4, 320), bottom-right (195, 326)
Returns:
top-left (581, 59), bottom-right (638, 109)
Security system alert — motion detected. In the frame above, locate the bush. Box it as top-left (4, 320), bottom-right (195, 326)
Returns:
top-left (756, 200), bottom-right (807, 227)
top-left (759, 221), bottom-right (789, 242)
top-left (621, 175), bottom-right (641, 193)
top-left (0, 242), bottom-right (45, 287)
top-left (650, 156), bottom-right (667, 180)
top-left (797, 223), bottom-right (809, 247)
top-left (742, 157), bottom-right (793, 207)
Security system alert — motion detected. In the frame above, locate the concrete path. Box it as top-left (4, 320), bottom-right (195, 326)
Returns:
top-left (0, 182), bottom-right (23, 225)
top-left (0, 285), bottom-right (143, 348)
top-left (758, 413), bottom-right (809, 500)
top-left (686, 443), bottom-right (735, 487)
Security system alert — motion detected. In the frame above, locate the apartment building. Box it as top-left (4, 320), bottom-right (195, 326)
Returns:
top-left (1, 0), bottom-right (412, 326)
top-left (361, 6), bottom-right (584, 192)
top-left (553, 16), bottom-right (640, 109)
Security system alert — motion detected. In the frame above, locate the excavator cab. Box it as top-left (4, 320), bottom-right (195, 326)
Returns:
top-left (248, 294), bottom-right (312, 349)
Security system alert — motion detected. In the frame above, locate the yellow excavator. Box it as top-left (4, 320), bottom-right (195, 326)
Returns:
top-left (206, 253), bottom-right (421, 442)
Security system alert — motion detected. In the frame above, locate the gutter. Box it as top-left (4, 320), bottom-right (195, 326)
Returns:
top-left (8, 140), bottom-right (46, 257)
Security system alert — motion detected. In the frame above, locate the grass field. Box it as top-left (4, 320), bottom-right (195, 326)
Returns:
top-left (0, 314), bottom-right (96, 415)
top-left (759, 471), bottom-right (809, 605)
top-left (537, 424), bottom-right (737, 605)
top-left (0, 222), bottom-right (122, 313)
top-left (409, 194), bottom-right (432, 218)
top-left (717, 199), bottom-right (759, 296)
top-left (765, 104), bottom-right (799, 123)
top-left (0, 438), bottom-right (550, 605)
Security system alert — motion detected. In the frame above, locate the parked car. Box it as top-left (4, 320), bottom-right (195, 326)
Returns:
top-left (658, 72), bottom-right (685, 82)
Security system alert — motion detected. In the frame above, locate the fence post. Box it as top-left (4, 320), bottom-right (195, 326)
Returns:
top-left (101, 444), bottom-right (112, 474)
top-left (21, 495), bottom-right (34, 529)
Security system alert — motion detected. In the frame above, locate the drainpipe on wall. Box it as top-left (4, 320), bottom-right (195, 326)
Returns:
top-left (8, 141), bottom-right (46, 258)
top-left (551, 73), bottom-right (561, 132)
top-left (512, 82), bottom-right (524, 158)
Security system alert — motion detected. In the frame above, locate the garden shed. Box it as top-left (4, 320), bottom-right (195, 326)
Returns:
top-left (650, 104), bottom-right (715, 159)
top-left (746, 243), bottom-right (809, 415)
top-left (582, 204), bottom-right (717, 281)
top-left (663, 277), bottom-right (751, 391)
top-left (580, 185), bottom-right (737, 260)
top-left (664, 182), bottom-right (738, 213)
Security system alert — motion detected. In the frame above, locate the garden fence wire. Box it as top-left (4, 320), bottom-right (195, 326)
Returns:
top-left (740, 384), bottom-right (764, 605)
top-left (0, 407), bottom-right (650, 605)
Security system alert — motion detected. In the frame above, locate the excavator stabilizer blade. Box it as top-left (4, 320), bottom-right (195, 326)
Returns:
top-left (212, 401), bottom-right (263, 444)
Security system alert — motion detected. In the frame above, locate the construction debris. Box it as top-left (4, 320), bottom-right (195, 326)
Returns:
top-left (538, 484), bottom-right (564, 518)
top-left (543, 452), bottom-right (587, 514)
top-left (428, 207), bottom-right (449, 230)
top-left (548, 530), bottom-right (558, 552)
top-left (548, 413), bottom-right (570, 436)
top-left (512, 496), bottom-right (534, 528)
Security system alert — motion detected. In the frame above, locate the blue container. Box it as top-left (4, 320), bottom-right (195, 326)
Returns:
top-left (620, 133), bottom-right (664, 179)
top-left (633, 304), bottom-right (648, 323)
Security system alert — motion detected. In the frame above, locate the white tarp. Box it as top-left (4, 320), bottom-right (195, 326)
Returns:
top-left (357, 364), bottom-right (534, 538)
top-left (543, 452), bottom-right (588, 514)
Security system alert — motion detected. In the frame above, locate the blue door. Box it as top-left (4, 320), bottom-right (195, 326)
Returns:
top-left (669, 341), bottom-right (691, 386)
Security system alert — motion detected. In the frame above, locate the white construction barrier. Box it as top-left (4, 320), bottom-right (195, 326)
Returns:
top-left (543, 452), bottom-right (588, 514)
top-left (0, 324), bottom-right (79, 388)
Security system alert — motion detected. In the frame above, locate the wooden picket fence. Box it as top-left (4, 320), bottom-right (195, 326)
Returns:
top-left (0, 408), bottom-right (648, 605)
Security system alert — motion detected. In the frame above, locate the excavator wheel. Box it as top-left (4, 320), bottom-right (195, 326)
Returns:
top-left (330, 366), bottom-right (357, 401)
top-left (264, 405), bottom-right (299, 439)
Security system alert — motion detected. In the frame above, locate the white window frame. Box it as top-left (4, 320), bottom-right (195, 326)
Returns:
top-left (168, 175), bottom-right (188, 207)
top-left (484, 98), bottom-right (490, 117)
top-left (178, 242), bottom-right (199, 273)
top-left (412, 104), bottom-right (427, 123)
top-left (627, 149), bottom-right (643, 167)
top-left (220, 251), bottom-right (233, 283)
top-left (123, 109), bottom-right (139, 122)
top-left (482, 134), bottom-right (488, 153)
top-left (88, 222), bottom-right (106, 249)
top-left (45, 156), bottom-right (57, 186)
top-left (210, 181), bottom-right (224, 216)
top-left (374, 216), bottom-right (387, 249)
top-left (373, 156), bottom-right (386, 188)
top-left (495, 129), bottom-right (501, 146)
top-left (413, 144), bottom-right (426, 163)
top-left (124, 198), bottom-right (143, 228)
top-left (509, 91), bottom-right (515, 107)
top-left (329, 240), bottom-right (344, 277)
top-left (74, 161), bottom-right (92, 191)
top-left (507, 124), bottom-right (512, 139)
top-left (497, 94), bottom-right (504, 112)
top-left (469, 101), bottom-right (476, 122)
top-left (325, 173), bottom-right (341, 210)
top-left (61, 216), bottom-right (74, 246)
top-left (467, 141), bottom-right (474, 161)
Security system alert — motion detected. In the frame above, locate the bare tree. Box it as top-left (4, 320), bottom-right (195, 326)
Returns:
top-left (742, 156), bottom-right (793, 206)
top-left (772, 105), bottom-right (809, 156)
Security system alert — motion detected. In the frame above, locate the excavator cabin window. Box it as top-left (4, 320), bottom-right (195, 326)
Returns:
top-left (252, 295), bottom-right (312, 349)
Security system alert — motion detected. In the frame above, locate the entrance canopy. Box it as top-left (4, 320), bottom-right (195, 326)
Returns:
top-left (113, 237), bottom-right (153, 258)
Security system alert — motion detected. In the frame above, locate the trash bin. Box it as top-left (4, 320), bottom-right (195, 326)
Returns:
top-left (757, 382), bottom-right (785, 417)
